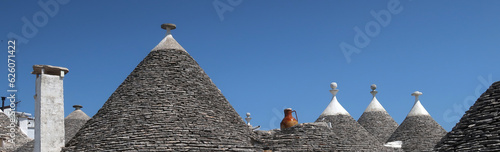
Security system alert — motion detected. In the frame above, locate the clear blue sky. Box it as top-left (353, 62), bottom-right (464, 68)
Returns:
top-left (1, 1), bottom-right (499, 131)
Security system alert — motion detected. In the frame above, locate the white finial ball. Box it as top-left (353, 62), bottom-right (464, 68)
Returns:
top-left (330, 82), bottom-right (338, 89)
top-left (246, 112), bottom-right (251, 117)
top-left (371, 84), bottom-right (377, 90)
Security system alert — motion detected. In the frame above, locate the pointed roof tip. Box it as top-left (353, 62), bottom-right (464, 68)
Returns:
top-left (364, 84), bottom-right (386, 112)
top-left (364, 84), bottom-right (387, 112)
top-left (66, 105), bottom-right (90, 120)
top-left (364, 97), bottom-right (387, 112)
top-left (320, 82), bottom-right (350, 116)
top-left (407, 91), bottom-right (430, 117)
top-left (152, 23), bottom-right (186, 52)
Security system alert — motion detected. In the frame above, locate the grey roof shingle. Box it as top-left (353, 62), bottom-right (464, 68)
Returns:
top-left (64, 106), bottom-right (90, 143)
top-left (387, 115), bottom-right (447, 151)
top-left (62, 25), bottom-right (257, 151)
top-left (434, 81), bottom-right (500, 151)
top-left (0, 112), bottom-right (31, 152)
top-left (387, 99), bottom-right (447, 152)
top-left (358, 111), bottom-right (399, 142)
top-left (256, 122), bottom-right (402, 151)
top-left (358, 86), bottom-right (399, 143)
top-left (316, 114), bottom-right (394, 151)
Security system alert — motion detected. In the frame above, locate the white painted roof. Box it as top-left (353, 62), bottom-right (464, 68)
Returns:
top-left (364, 97), bottom-right (387, 112)
top-left (363, 84), bottom-right (387, 112)
top-left (406, 91), bottom-right (430, 117)
top-left (407, 100), bottom-right (430, 116)
top-left (152, 34), bottom-right (186, 52)
top-left (152, 24), bottom-right (185, 52)
top-left (320, 82), bottom-right (350, 116)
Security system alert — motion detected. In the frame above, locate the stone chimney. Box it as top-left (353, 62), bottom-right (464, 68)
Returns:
top-left (32, 65), bottom-right (68, 152)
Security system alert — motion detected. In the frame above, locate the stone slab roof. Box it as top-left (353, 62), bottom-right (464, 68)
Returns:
top-left (0, 112), bottom-right (31, 151)
top-left (64, 108), bottom-right (90, 143)
top-left (358, 111), bottom-right (399, 142)
top-left (13, 140), bottom-right (33, 152)
top-left (387, 115), bottom-right (447, 151)
top-left (256, 122), bottom-right (402, 151)
top-left (316, 114), bottom-right (395, 151)
top-left (358, 86), bottom-right (399, 143)
top-left (387, 91), bottom-right (447, 151)
top-left (435, 81), bottom-right (500, 151)
top-left (62, 27), bottom-right (257, 151)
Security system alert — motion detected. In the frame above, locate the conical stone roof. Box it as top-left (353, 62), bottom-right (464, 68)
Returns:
top-left (0, 112), bottom-right (31, 151)
top-left (63, 24), bottom-right (256, 151)
top-left (387, 91), bottom-right (447, 151)
top-left (358, 84), bottom-right (398, 143)
top-left (315, 82), bottom-right (393, 151)
top-left (435, 81), bottom-right (500, 151)
top-left (64, 105), bottom-right (90, 143)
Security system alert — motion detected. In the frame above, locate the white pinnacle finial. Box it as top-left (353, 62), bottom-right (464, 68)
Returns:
top-left (363, 84), bottom-right (386, 112)
top-left (407, 91), bottom-right (430, 116)
top-left (330, 82), bottom-right (339, 96)
top-left (370, 84), bottom-right (378, 97)
top-left (161, 23), bottom-right (176, 36)
top-left (411, 91), bottom-right (423, 103)
top-left (245, 112), bottom-right (252, 126)
top-left (320, 82), bottom-right (349, 116)
top-left (330, 82), bottom-right (338, 89)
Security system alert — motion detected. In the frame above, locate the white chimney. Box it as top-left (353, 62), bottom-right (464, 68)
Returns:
top-left (32, 65), bottom-right (68, 152)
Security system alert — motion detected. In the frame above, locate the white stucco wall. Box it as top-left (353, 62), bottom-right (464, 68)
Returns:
top-left (18, 117), bottom-right (29, 136)
top-left (35, 74), bottom-right (65, 152)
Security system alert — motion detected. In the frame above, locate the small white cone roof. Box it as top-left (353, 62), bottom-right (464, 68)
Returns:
top-left (363, 84), bottom-right (387, 112)
top-left (152, 23), bottom-right (185, 52)
top-left (406, 91), bottom-right (430, 117)
top-left (320, 82), bottom-right (350, 116)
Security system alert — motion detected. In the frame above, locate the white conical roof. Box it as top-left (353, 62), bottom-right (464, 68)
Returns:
top-left (387, 91), bottom-right (446, 151)
top-left (364, 96), bottom-right (386, 112)
top-left (152, 23), bottom-right (185, 52)
top-left (320, 82), bottom-right (350, 116)
top-left (363, 85), bottom-right (387, 112)
top-left (358, 84), bottom-right (399, 142)
top-left (406, 91), bottom-right (430, 117)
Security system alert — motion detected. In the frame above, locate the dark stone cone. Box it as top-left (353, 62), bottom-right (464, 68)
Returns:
top-left (434, 81), bottom-right (500, 151)
top-left (314, 115), bottom-right (402, 151)
top-left (358, 111), bottom-right (399, 143)
top-left (62, 49), bottom-right (256, 151)
top-left (387, 115), bottom-right (447, 152)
